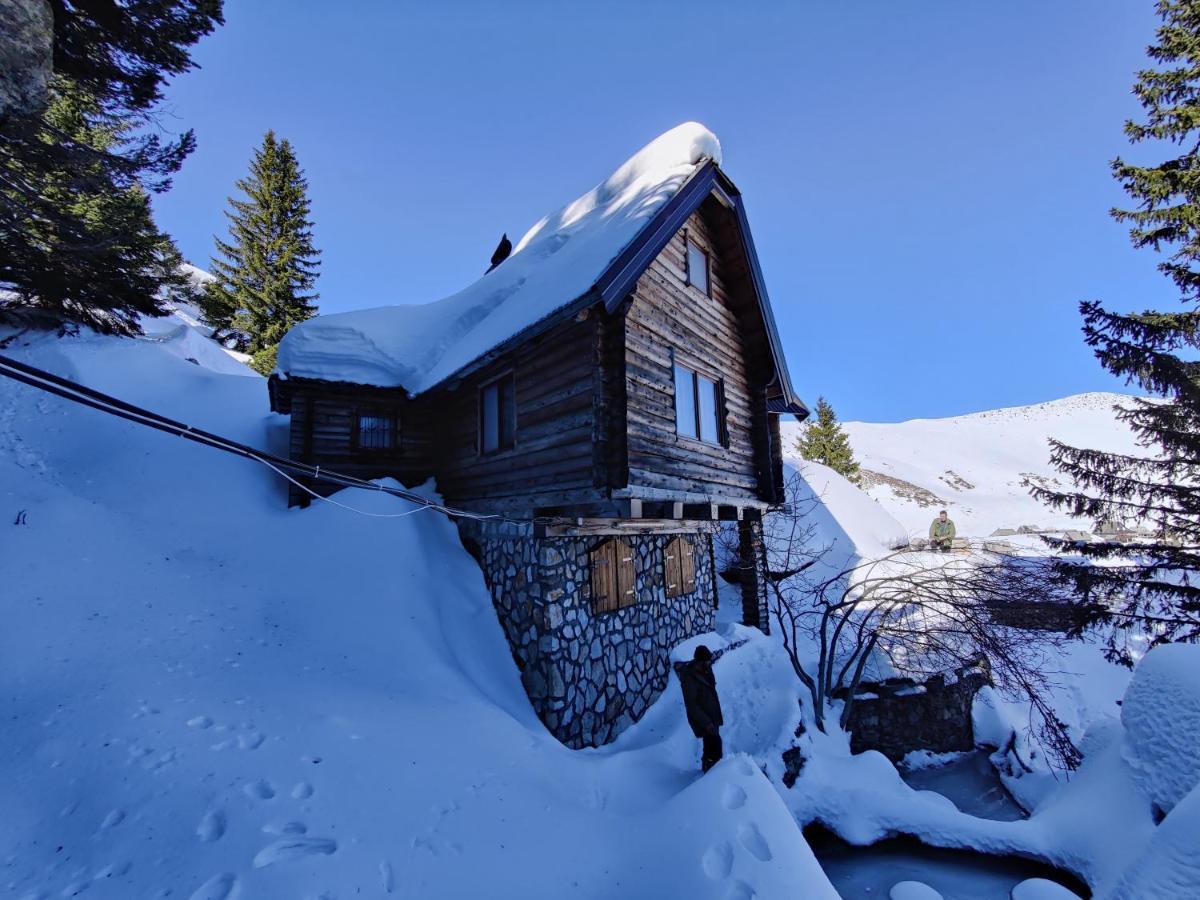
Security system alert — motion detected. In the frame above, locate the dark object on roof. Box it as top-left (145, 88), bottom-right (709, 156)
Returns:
top-left (456, 160), bottom-right (808, 421)
top-left (487, 233), bottom-right (512, 272)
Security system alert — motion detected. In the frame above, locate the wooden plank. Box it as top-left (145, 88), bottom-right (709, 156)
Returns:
top-left (590, 540), bottom-right (617, 614)
top-left (615, 538), bottom-right (637, 609)
top-left (664, 535), bottom-right (683, 599)
top-left (681, 535), bottom-right (697, 594)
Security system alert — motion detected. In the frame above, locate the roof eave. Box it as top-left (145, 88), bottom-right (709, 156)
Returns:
top-left (711, 167), bottom-right (808, 420)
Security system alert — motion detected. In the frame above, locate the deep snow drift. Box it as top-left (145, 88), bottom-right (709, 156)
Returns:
top-left (0, 328), bottom-right (833, 899)
top-left (276, 122), bottom-right (722, 393)
top-left (4, 323), bottom-right (1195, 899)
top-left (781, 393), bottom-right (1147, 538)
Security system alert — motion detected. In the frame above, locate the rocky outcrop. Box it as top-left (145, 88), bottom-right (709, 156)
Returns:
top-left (0, 0), bottom-right (53, 120)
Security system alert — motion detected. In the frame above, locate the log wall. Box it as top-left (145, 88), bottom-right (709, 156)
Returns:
top-left (622, 205), bottom-right (769, 502)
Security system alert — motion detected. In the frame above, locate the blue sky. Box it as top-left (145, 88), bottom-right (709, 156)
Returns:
top-left (154, 1), bottom-right (1162, 422)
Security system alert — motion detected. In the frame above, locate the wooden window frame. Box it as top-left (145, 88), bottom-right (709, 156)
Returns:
top-left (664, 535), bottom-right (698, 599)
top-left (671, 352), bottom-right (728, 448)
top-left (351, 406), bottom-right (400, 453)
top-left (590, 537), bottom-right (638, 614)
top-left (478, 369), bottom-right (517, 456)
top-left (684, 233), bottom-right (712, 298)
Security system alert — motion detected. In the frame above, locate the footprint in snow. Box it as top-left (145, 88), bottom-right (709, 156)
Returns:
top-left (291, 781), bottom-right (313, 800)
top-left (380, 860), bottom-right (395, 894)
top-left (196, 809), bottom-right (225, 842)
top-left (737, 823), bottom-right (772, 862)
top-left (725, 880), bottom-right (757, 900)
top-left (242, 779), bottom-right (275, 801)
top-left (262, 821), bottom-right (307, 835)
top-left (252, 836), bottom-right (337, 868)
top-left (93, 861), bottom-right (132, 881)
top-left (701, 842), bottom-right (734, 880)
top-left (99, 809), bottom-right (125, 830)
top-left (237, 731), bottom-right (265, 750)
top-left (187, 716), bottom-right (213, 729)
top-left (722, 784), bottom-right (747, 810)
top-left (187, 872), bottom-right (238, 900)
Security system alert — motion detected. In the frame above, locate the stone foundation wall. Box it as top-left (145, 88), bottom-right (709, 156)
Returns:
top-left (458, 521), bottom-right (717, 748)
top-left (839, 659), bottom-right (992, 761)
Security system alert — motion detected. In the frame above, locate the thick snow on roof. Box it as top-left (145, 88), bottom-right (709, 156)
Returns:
top-left (276, 122), bottom-right (722, 393)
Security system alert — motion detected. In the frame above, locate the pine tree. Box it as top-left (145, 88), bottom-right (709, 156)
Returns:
top-left (203, 131), bottom-right (320, 374)
top-left (0, 80), bottom-right (195, 333)
top-left (0, 1), bottom-right (223, 334)
top-left (796, 397), bottom-right (861, 484)
top-left (1034, 0), bottom-right (1200, 666)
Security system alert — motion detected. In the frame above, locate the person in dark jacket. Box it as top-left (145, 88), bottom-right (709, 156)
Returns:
top-left (678, 644), bottom-right (724, 773)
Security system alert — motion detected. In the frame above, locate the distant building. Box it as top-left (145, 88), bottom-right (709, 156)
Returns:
top-left (268, 124), bottom-right (808, 747)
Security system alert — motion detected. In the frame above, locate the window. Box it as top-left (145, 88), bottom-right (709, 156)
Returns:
top-left (685, 237), bottom-right (710, 296)
top-left (590, 538), bottom-right (637, 614)
top-left (674, 364), bottom-right (697, 439)
top-left (355, 410), bottom-right (397, 451)
top-left (673, 360), bottom-right (725, 446)
top-left (664, 535), bottom-right (698, 599)
top-left (479, 372), bottom-right (516, 454)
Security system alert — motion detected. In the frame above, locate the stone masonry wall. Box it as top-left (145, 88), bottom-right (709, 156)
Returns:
top-left (458, 522), bottom-right (716, 748)
top-left (838, 658), bottom-right (992, 761)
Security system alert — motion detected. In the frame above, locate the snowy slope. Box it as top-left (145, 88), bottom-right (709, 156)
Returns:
top-left (0, 329), bottom-right (835, 899)
top-left (276, 122), bottom-right (722, 393)
top-left (782, 393), bottom-right (1147, 539)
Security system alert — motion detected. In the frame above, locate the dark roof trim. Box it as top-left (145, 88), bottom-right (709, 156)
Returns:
top-left (714, 167), bottom-right (809, 421)
top-left (430, 159), bottom-right (808, 421)
top-left (595, 160), bottom-right (808, 421)
top-left (768, 397), bottom-right (809, 416)
top-left (593, 160), bottom-right (722, 309)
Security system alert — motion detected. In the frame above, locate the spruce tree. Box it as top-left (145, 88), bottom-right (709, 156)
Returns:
top-left (0, 1), bottom-right (223, 334)
top-left (796, 397), bottom-right (861, 484)
top-left (203, 131), bottom-right (320, 374)
top-left (1034, 0), bottom-right (1200, 666)
top-left (1, 80), bottom-right (195, 333)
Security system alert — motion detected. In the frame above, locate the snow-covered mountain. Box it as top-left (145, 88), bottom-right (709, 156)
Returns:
top-left (783, 393), bottom-right (1147, 540)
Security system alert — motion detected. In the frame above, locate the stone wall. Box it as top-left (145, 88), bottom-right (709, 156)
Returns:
top-left (837, 658), bottom-right (992, 761)
top-left (458, 521), bottom-right (717, 748)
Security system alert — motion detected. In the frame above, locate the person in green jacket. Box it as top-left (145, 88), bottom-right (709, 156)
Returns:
top-left (929, 510), bottom-right (956, 551)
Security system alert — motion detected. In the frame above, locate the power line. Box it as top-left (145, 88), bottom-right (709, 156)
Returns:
top-left (0, 352), bottom-right (508, 524)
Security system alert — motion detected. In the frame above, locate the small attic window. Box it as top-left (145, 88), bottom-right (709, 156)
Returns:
top-left (685, 237), bottom-right (710, 297)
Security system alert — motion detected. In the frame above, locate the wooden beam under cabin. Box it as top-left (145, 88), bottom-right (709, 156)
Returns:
top-left (537, 518), bottom-right (717, 538)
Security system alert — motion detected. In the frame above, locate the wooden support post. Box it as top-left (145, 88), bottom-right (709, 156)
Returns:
top-left (737, 517), bottom-right (769, 634)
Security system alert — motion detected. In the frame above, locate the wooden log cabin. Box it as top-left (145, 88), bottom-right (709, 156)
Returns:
top-left (268, 124), bottom-right (808, 748)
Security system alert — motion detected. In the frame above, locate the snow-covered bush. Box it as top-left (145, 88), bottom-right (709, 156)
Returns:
top-left (1120, 643), bottom-right (1200, 815)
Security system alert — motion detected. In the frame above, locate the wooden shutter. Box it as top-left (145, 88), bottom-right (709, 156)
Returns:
top-left (664, 536), bottom-right (683, 599)
top-left (680, 536), bottom-right (697, 594)
top-left (615, 538), bottom-right (637, 609)
top-left (590, 540), bottom-right (617, 614)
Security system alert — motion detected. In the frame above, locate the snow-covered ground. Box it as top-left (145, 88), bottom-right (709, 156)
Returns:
top-left (2, 323), bottom-right (1194, 898)
top-left (782, 393), bottom-right (1146, 539)
top-left (0, 328), bottom-right (833, 899)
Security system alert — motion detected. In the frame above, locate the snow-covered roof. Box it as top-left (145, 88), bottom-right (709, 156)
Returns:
top-left (276, 123), bottom-right (723, 394)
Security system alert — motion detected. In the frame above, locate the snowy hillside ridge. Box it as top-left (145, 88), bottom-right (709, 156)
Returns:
top-left (275, 122), bottom-right (721, 393)
top-left (782, 392), bottom-right (1148, 537)
top-left (133, 262), bottom-right (257, 377)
